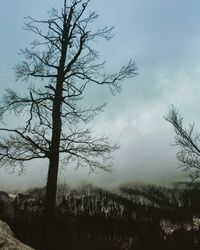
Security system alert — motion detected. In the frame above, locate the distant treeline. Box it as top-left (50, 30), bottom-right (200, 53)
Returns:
top-left (1, 182), bottom-right (200, 250)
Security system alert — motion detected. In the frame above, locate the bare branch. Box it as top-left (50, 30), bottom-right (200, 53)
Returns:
top-left (0, 0), bottom-right (136, 191)
top-left (165, 106), bottom-right (200, 181)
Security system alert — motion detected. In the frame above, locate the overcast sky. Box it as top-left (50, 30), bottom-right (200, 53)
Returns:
top-left (1, 0), bottom-right (200, 190)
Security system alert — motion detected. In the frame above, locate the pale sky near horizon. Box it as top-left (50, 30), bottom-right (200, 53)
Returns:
top-left (1, 0), bottom-right (200, 190)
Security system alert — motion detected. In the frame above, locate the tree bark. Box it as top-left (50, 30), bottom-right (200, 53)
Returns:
top-left (42, 93), bottom-right (62, 249)
top-left (42, 15), bottom-right (69, 249)
top-left (42, 81), bottom-right (63, 249)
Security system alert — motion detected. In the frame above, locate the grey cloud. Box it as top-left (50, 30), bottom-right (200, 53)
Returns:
top-left (1, 0), bottom-right (200, 190)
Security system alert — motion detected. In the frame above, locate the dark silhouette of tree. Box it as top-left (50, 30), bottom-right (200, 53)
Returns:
top-left (0, 0), bottom-right (136, 247)
top-left (165, 106), bottom-right (200, 181)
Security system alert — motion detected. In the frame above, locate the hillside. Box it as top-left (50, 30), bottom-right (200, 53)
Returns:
top-left (0, 182), bottom-right (200, 250)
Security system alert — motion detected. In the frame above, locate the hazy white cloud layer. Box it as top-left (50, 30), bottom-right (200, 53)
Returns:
top-left (1, 0), bottom-right (200, 190)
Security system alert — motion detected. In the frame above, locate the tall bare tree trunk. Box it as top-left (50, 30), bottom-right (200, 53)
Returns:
top-left (0, 2), bottom-right (137, 248)
top-left (42, 93), bottom-right (62, 249)
top-left (42, 83), bottom-right (63, 249)
top-left (42, 16), bottom-right (68, 248)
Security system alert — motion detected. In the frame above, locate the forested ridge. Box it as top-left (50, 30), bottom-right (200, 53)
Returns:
top-left (1, 182), bottom-right (200, 249)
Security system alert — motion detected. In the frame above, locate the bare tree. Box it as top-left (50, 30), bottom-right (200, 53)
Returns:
top-left (0, 0), bottom-right (136, 246)
top-left (165, 106), bottom-right (200, 181)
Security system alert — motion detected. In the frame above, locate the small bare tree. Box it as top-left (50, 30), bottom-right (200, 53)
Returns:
top-left (165, 106), bottom-right (200, 181)
top-left (0, 0), bottom-right (136, 246)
